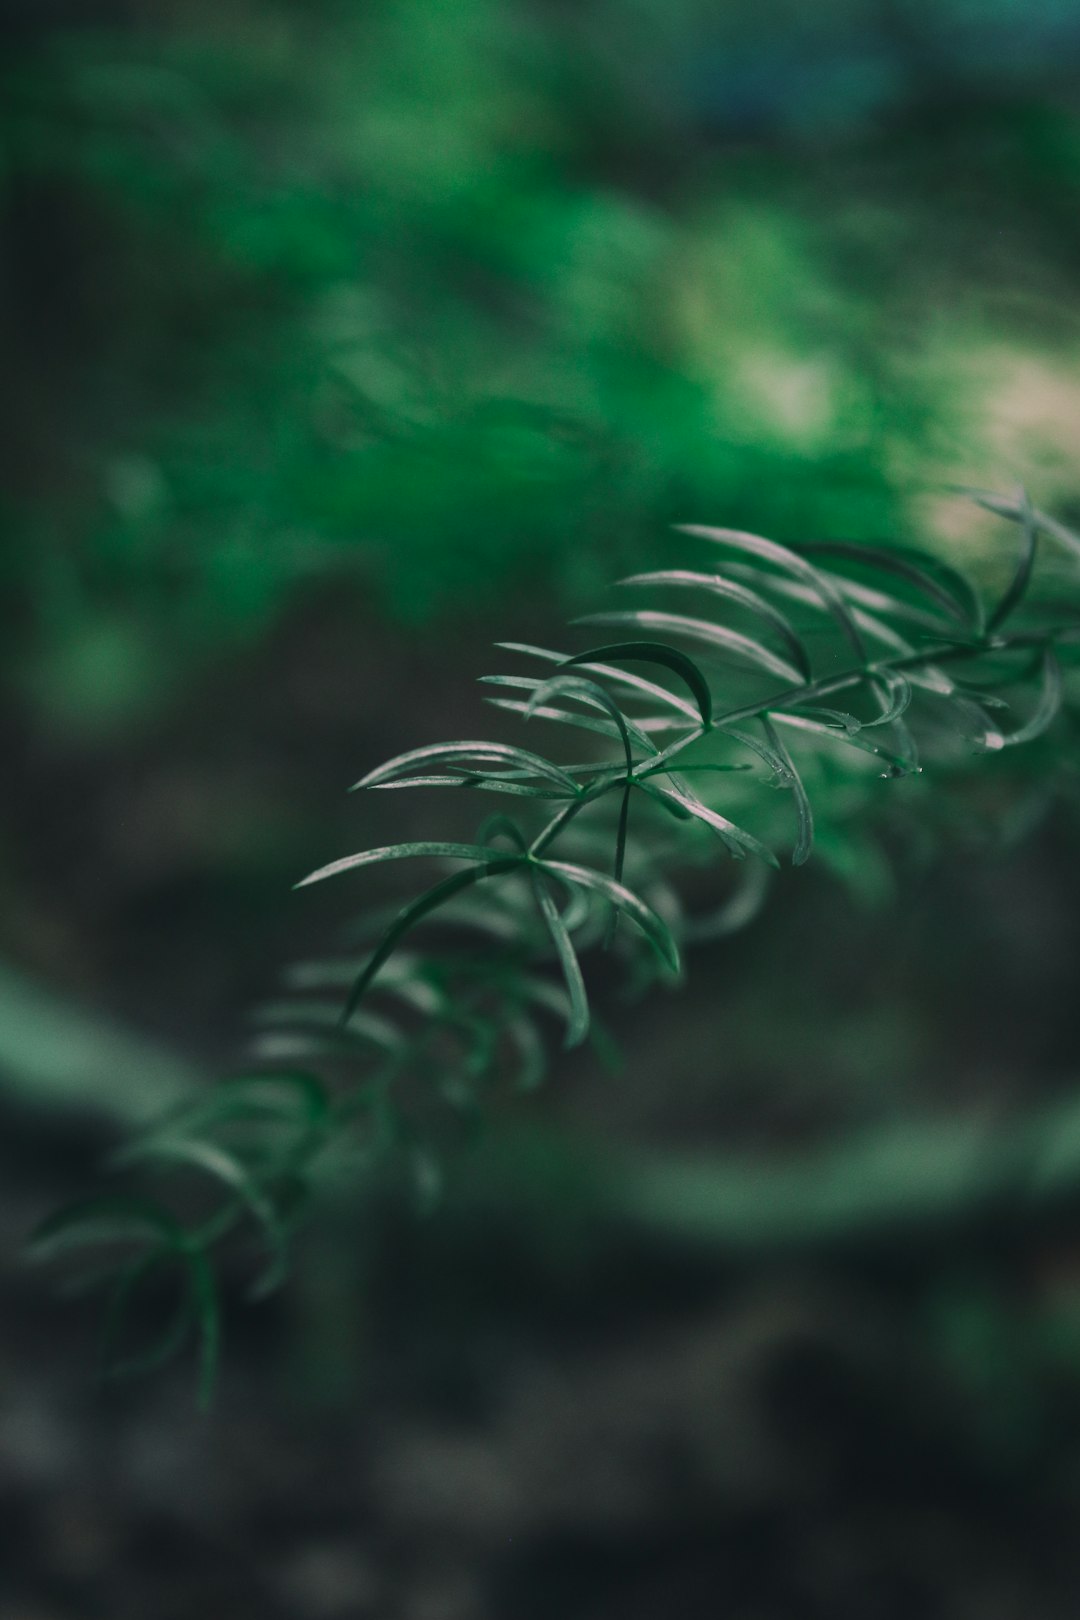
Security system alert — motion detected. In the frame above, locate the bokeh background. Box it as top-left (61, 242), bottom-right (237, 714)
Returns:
top-left (4, 1), bottom-right (1080, 1615)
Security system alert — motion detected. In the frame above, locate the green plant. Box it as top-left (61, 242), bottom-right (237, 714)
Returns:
top-left (12, 1), bottom-right (1080, 737)
top-left (29, 490), bottom-right (1080, 1401)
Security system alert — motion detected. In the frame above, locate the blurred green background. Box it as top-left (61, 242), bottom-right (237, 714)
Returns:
top-left (5, 2), bottom-right (1080, 1617)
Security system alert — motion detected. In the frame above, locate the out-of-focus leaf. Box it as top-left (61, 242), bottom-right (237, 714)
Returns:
top-left (257, 993), bottom-right (406, 1052)
top-left (796, 540), bottom-right (984, 633)
top-left (865, 672), bottom-right (913, 728)
top-left (27, 1196), bottom-right (186, 1259)
top-left (116, 1136), bottom-right (290, 1301)
top-left (504, 1010), bottom-right (547, 1092)
top-left (1000, 650), bottom-right (1062, 747)
top-left (685, 861), bottom-right (773, 943)
top-left (184, 1244), bottom-right (220, 1410)
top-left (958, 486), bottom-right (1080, 566)
top-left (101, 1249), bottom-right (195, 1381)
top-left (988, 488), bottom-right (1038, 632)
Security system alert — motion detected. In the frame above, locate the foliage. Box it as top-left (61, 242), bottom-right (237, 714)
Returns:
top-left (28, 493), bottom-right (1080, 1397)
top-left (8, 1), bottom-right (1080, 730)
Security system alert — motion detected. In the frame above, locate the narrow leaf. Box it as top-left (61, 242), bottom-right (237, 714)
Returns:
top-left (618, 570), bottom-right (813, 681)
top-left (28, 1196), bottom-right (186, 1259)
top-left (184, 1244), bottom-right (220, 1410)
top-left (340, 858), bottom-right (522, 1024)
top-left (1001, 650), bottom-right (1062, 747)
top-left (119, 1137), bottom-right (290, 1301)
top-left (484, 696), bottom-right (665, 749)
top-left (530, 870), bottom-right (590, 1047)
top-left (761, 715), bottom-right (814, 866)
top-left (957, 485), bottom-right (1080, 565)
top-left (538, 860), bottom-right (682, 974)
top-left (352, 742), bottom-right (580, 795)
top-left (864, 672), bottom-right (913, 729)
top-left (483, 672), bottom-right (657, 751)
top-left (297, 841), bottom-right (520, 889)
top-left (987, 487), bottom-right (1038, 632)
top-left (369, 774), bottom-right (570, 799)
top-left (795, 540), bottom-right (984, 633)
top-left (504, 1011), bottom-right (547, 1092)
top-left (771, 712), bottom-right (920, 776)
top-left (527, 674), bottom-right (635, 769)
top-left (685, 862), bottom-right (773, 943)
top-left (496, 641), bottom-right (701, 720)
top-left (101, 1249), bottom-right (196, 1382)
top-left (676, 523), bottom-right (868, 660)
top-left (559, 640), bottom-right (714, 726)
top-left (576, 612), bottom-right (803, 686)
top-left (639, 780), bottom-right (779, 867)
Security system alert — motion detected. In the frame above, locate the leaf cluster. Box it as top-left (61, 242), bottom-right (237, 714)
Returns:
top-left (28, 493), bottom-right (1080, 1394)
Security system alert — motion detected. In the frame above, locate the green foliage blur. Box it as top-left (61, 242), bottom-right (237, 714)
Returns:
top-left (9, 20), bottom-right (1080, 1604)
top-left (7, 0), bottom-right (1080, 733)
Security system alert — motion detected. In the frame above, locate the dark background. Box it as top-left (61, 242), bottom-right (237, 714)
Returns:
top-left (4, 2), bottom-right (1080, 1615)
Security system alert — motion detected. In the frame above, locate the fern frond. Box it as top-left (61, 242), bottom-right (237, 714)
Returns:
top-left (31, 493), bottom-right (1080, 1396)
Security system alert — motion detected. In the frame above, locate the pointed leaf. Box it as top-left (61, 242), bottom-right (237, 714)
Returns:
top-left (496, 641), bottom-right (701, 720)
top-left (184, 1244), bottom-right (220, 1410)
top-left (559, 639), bottom-right (714, 726)
top-left (484, 696), bottom-right (665, 749)
top-left (576, 612), bottom-right (803, 686)
top-left (958, 485), bottom-right (1080, 565)
top-left (618, 570), bottom-right (813, 681)
top-left (530, 870), bottom-right (590, 1047)
top-left (761, 716), bottom-right (814, 866)
top-left (504, 1010), bottom-right (547, 1092)
top-left (794, 540), bottom-right (983, 633)
top-left (369, 774), bottom-right (570, 799)
top-left (527, 674), bottom-right (635, 769)
top-left (101, 1249), bottom-right (196, 1382)
top-left (1001, 650), bottom-right (1062, 747)
top-left (638, 780), bottom-right (779, 867)
top-left (676, 523), bottom-right (868, 659)
top-left (864, 672), bottom-right (913, 729)
top-left (118, 1137), bottom-right (290, 1301)
top-left (483, 673), bottom-right (657, 751)
top-left (987, 487), bottom-right (1038, 632)
top-left (477, 813), bottom-right (530, 854)
top-left (352, 742), bottom-right (580, 795)
top-left (771, 712), bottom-right (921, 776)
top-left (297, 841), bottom-right (521, 889)
top-left (538, 860), bottom-right (682, 974)
top-left (340, 858), bottom-right (522, 1024)
top-left (685, 861), bottom-right (773, 943)
top-left (28, 1196), bottom-right (186, 1259)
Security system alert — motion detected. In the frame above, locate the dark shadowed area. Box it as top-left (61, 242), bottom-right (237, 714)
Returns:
top-left (3, 3), bottom-right (1080, 1616)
